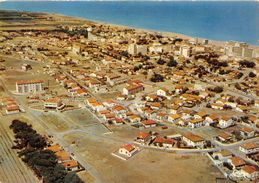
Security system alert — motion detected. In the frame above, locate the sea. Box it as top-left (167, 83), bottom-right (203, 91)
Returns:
top-left (0, 1), bottom-right (258, 45)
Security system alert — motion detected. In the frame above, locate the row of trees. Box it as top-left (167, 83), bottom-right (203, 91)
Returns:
top-left (10, 120), bottom-right (83, 183)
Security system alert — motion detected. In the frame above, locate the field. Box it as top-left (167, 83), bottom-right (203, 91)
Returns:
top-left (63, 130), bottom-right (225, 183)
top-left (0, 114), bottom-right (40, 183)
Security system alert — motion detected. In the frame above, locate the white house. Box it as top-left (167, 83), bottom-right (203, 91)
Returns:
top-left (44, 97), bottom-right (65, 110)
top-left (136, 132), bottom-right (151, 144)
top-left (240, 127), bottom-right (255, 139)
top-left (62, 160), bottom-right (80, 171)
top-left (218, 116), bottom-right (234, 129)
top-left (205, 114), bottom-right (218, 126)
top-left (119, 144), bottom-right (138, 157)
top-left (212, 150), bottom-right (233, 162)
top-left (168, 114), bottom-right (181, 123)
top-left (182, 132), bottom-right (205, 148)
top-left (241, 165), bottom-right (259, 180)
top-left (153, 137), bottom-right (174, 148)
top-left (128, 115), bottom-right (141, 123)
top-left (141, 119), bottom-right (157, 128)
top-left (157, 88), bottom-right (171, 99)
top-left (229, 157), bottom-right (246, 169)
top-left (188, 118), bottom-right (204, 128)
top-left (239, 143), bottom-right (259, 155)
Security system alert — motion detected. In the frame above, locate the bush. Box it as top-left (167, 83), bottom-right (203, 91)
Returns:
top-left (167, 57), bottom-right (178, 67)
top-left (150, 73), bottom-right (164, 82)
top-left (248, 72), bottom-right (256, 77)
top-left (239, 60), bottom-right (255, 68)
top-left (157, 58), bottom-right (166, 65)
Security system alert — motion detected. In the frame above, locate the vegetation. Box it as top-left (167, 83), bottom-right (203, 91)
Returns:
top-left (239, 60), bottom-right (255, 68)
top-left (167, 57), bottom-right (178, 67)
top-left (157, 58), bottom-right (166, 65)
top-left (208, 86), bottom-right (224, 93)
top-left (10, 120), bottom-right (83, 183)
top-left (150, 73), bottom-right (164, 82)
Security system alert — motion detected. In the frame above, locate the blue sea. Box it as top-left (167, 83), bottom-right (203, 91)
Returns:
top-left (0, 1), bottom-right (258, 45)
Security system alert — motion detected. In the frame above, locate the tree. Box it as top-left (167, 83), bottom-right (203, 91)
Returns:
top-left (157, 58), bottom-right (166, 65)
top-left (150, 73), bottom-right (164, 82)
top-left (249, 72), bottom-right (256, 77)
top-left (167, 57), bottom-right (178, 67)
top-left (239, 60), bottom-right (255, 68)
top-left (213, 86), bottom-right (223, 93)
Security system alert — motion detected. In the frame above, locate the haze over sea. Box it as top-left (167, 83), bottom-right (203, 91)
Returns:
top-left (0, 1), bottom-right (258, 45)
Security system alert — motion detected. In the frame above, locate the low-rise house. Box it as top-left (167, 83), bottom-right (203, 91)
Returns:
top-left (62, 160), bottom-right (80, 171)
top-left (136, 132), bottom-right (152, 144)
top-left (211, 103), bottom-right (224, 110)
top-left (91, 102), bottom-right (106, 112)
top-left (112, 105), bottom-right (127, 115)
top-left (157, 88), bottom-right (172, 100)
top-left (105, 74), bottom-right (122, 86)
top-left (44, 97), bottom-right (65, 110)
top-left (236, 105), bottom-right (249, 113)
top-left (218, 116), bottom-right (234, 129)
top-left (141, 119), bottom-right (157, 128)
top-left (85, 98), bottom-right (98, 106)
top-left (217, 132), bottom-right (233, 143)
top-left (103, 100), bottom-right (117, 108)
top-left (145, 94), bottom-right (158, 102)
top-left (128, 114), bottom-right (141, 123)
top-left (188, 118), bottom-right (204, 128)
top-left (76, 88), bottom-right (88, 96)
top-left (55, 151), bottom-right (71, 163)
top-left (181, 109), bottom-right (193, 120)
top-left (212, 150), bottom-right (233, 162)
top-left (6, 105), bottom-right (20, 114)
top-left (240, 127), bottom-right (255, 139)
top-left (46, 144), bottom-right (62, 153)
top-left (241, 165), bottom-right (259, 180)
top-left (239, 143), bottom-right (259, 155)
top-left (144, 109), bottom-right (156, 119)
top-left (182, 132), bottom-right (205, 148)
top-left (103, 113), bottom-right (115, 121)
top-left (205, 114), bottom-right (218, 126)
top-left (123, 84), bottom-right (144, 96)
top-left (119, 144), bottom-right (138, 157)
top-left (148, 102), bottom-right (162, 110)
top-left (168, 114), bottom-right (181, 123)
top-left (153, 137), bottom-right (175, 148)
top-left (113, 118), bottom-right (124, 125)
top-left (156, 112), bottom-right (167, 121)
top-left (229, 157), bottom-right (246, 169)
top-left (170, 105), bottom-right (180, 114)
top-left (194, 111), bottom-right (207, 119)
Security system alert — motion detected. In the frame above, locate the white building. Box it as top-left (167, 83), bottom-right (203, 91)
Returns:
top-left (218, 116), bottom-right (234, 129)
top-left (119, 144), bottom-right (138, 157)
top-left (182, 132), bottom-right (205, 148)
top-left (128, 43), bottom-right (148, 55)
top-left (241, 165), bottom-right (259, 180)
top-left (44, 97), bottom-right (65, 110)
top-left (179, 46), bottom-right (191, 58)
top-left (239, 143), bottom-right (259, 155)
top-left (16, 80), bottom-right (44, 94)
top-left (188, 118), bottom-right (204, 128)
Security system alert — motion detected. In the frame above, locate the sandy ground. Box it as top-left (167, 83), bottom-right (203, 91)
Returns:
top-left (63, 131), bottom-right (223, 183)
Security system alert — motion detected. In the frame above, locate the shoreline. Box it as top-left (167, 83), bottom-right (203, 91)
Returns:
top-left (0, 8), bottom-right (258, 48)
top-left (43, 12), bottom-right (259, 48)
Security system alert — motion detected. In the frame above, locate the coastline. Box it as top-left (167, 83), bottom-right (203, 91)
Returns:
top-left (0, 7), bottom-right (258, 48)
top-left (39, 11), bottom-right (242, 48)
